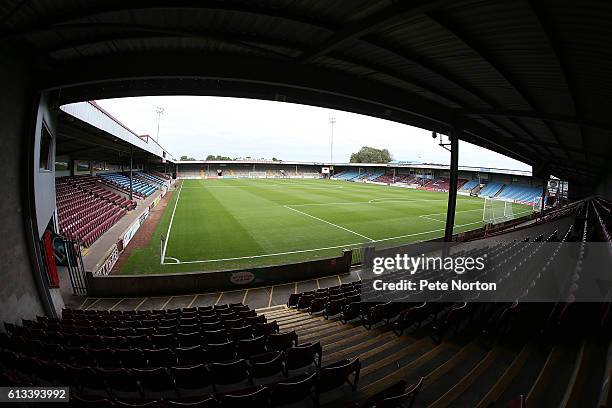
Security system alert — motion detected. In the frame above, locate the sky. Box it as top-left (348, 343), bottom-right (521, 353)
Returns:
top-left (96, 96), bottom-right (531, 171)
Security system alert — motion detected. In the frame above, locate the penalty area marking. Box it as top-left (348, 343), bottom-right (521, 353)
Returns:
top-left (161, 241), bottom-right (365, 265)
top-left (161, 219), bottom-right (484, 265)
top-left (418, 208), bottom-right (483, 224)
top-left (284, 205), bottom-right (374, 242)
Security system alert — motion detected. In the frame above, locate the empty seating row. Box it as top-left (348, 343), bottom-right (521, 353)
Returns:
top-left (136, 172), bottom-right (170, 187)
top-left (479, 182), bottom-right (505, 197)
top-left (496, 183), bottom-right (542, 204)
top-left (56, 176), bottom-right (131, 246)
top-left (459, 179), bottom-right (479, 192)
top-left (4, 333), bottom-right (311, 369)
top-left (57, 175), bottom-right (136, 210)
top-left (2, 351), bottom-right (359, 408)
top-left (100, 173), bottom-right (157, 197)
top-left (418, 177), bottom-right (467, 192)
top-left (333, 171), bottom-right (360, 180)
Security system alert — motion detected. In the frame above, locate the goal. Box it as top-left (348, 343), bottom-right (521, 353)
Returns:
top-left (248, 171), bottom-right (267, 179)
top-left (482, 198), bottom-right (514, 224)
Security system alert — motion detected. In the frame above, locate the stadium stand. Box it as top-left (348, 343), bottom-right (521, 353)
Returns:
top-left (356, 171), bottom-right (385, 181)
top-left (136, 172), bottom-right (170, 189)
top-left (334, 171), bottom-right (360, 181)
top-left (496, 184), bottom-right (542, 204)
top-left (279, 201), bottom-right (611, 407)
top-left (0, 302), bottom-right (362, 407)
top-left (396, 175), bottom-right (416, 184)
top-left (478, 182), bottom-right (505, 197)
top-left (56, 177), bottom-right (133, 247)
top-left (372, 173), bottom-right (395, 184)
top-left (151, 171), bottom-right (172, 181)
top-left (459, 179), bottom-right (480, 192)
top-left (4, 2), bottom-right (612, 407)
top-left (3, 198), bottom-right (610, 407)
top-left (100, 173), bottom-right (157, 197)
top-left (420, 177), bottom-right (467, 192)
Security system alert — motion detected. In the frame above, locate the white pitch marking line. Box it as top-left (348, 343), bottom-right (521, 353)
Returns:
top-left (173, 241), bottom-right (363, 264)
top-left (215, 293), bottom-right (223, 305)
top-left (242, 289), bottom-right (249, 304)
top-left (419, 208), bottom-right (483, 217)
top-left (420, 215), bottom-right (446, 223)
top-left (368, 198), bottom-right (448, 204)
top-left (286, 196), bottom-right (476, 207)
top-left (168, 219), bottom-right (485, 265)
top-left (164, 257), bottom-right (181, 264)
top-left (161, 181), bottom-right (183, 265)
top-left (284, 205), bottom-right (375, 242)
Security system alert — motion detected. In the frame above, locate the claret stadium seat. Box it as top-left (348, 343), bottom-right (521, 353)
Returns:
top-left (284, 342), bottom-right (322, 375)
top-left (267, 331), bottom-right (298, 352)
top-left (249, 351), bottom-right (285, 381)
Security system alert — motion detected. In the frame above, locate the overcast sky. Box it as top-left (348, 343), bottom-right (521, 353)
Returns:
top-left (96, 96), bottom-right (530, 171)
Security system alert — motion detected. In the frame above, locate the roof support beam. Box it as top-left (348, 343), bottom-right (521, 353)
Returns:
top-left (360, 38), bottom-right (554, 157)
top-left (42, 53), bottom-right (538, 166)
top-left (0, 1), bottom-right (331, 41)
top-left (460, 109), bottom-right (612, 133)
top-left (296, 0), bottom-right (452, 64)
top-left (425, 11), bottom-right (572, 160)
top-left (41, 23), bottom-right (574, 163)
top-left (527, 0), bottom-right (589, 168)
top-left (36, 23), bottom-right (293, 60)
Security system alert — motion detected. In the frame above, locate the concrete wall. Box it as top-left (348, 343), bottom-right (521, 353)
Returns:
top-left (33, 94), bottom-right (57, 239)
top-left (87, 250), bottom-right (352, 297)
top-left (0, 53), bottom-right (49, 326)
top-left (596, 169), bottom-right (612, 200)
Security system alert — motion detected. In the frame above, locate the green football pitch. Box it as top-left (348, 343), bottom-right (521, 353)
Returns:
top-left (119, 179), bottom-right (534, 275)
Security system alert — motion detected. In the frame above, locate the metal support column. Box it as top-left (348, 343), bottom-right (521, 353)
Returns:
top-left (129, 147), bottom-right (133, 201)
top-left (540, 178), bottom-right (548, 217)
top-left (444, 128), bottom-right (460, 242)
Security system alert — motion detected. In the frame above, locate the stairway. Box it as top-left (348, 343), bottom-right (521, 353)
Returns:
top-left (264, 307), bottom-right (612, 408)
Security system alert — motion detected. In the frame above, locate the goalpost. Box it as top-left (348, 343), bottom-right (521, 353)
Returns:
top-left (483, 197), bottom-right (542, 224)
top-left (482, 198), bottom-right (514, 224)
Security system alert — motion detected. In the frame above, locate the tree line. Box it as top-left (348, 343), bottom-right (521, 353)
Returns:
top-left (349, 146), bottom-right (392, 163)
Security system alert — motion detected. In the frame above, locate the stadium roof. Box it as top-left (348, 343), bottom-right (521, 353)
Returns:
top-left (58, 101), bottom-right (174, 163)
top-left (3, 0), bottom-right (611, 184)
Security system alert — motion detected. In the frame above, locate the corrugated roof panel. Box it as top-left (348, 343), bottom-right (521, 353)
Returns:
top-left (440, 1), bottom-right (573, 116)
top-left (375, 14), bottom-right (529, 111)
top-left (341, 40), bottom-right (490, 108)
top-left (2, 0), bottom-right (610, 179)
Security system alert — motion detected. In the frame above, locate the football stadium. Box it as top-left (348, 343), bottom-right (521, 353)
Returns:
top-left (126, 178), bottom-right (533, 274)
top-left (1, 1), bottom-right (612, 407)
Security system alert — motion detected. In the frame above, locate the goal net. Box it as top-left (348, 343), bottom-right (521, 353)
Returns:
top-left (482, 198), bottom-right (514, 224)
top-left (248, 171), bottom-right (267, 179)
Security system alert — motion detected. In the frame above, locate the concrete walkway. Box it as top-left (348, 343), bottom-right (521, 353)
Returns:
top-left (82, 189), bottom-right (165, 272)
top-left (79, 269), bottom-right (361, 312)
